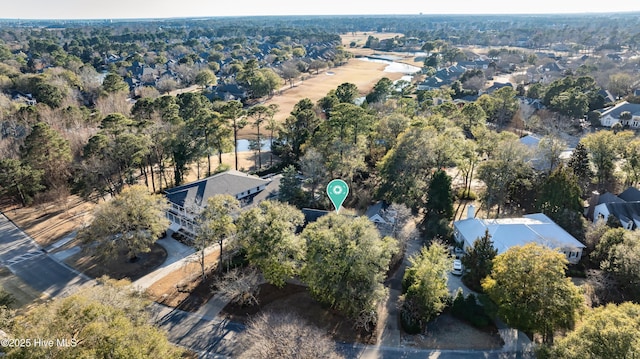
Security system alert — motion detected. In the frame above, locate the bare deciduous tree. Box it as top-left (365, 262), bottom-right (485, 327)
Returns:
top-left (215, 267), bottom-right (261, 307)
top-left (239, 311), bottom-right (344, 359)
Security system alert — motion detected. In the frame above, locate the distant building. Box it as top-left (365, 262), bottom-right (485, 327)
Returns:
top-left (453, 211), bottom-right (586, 264)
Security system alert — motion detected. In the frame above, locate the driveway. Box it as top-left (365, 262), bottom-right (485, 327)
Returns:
top-left (0, 213), bottom-right (90, 298)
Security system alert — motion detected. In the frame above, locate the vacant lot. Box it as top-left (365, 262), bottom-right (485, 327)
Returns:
top-left (1, 196), bottom-right (94, 248)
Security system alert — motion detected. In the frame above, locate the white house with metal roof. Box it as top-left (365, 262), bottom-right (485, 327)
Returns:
top-left (453, 211), bottom-right (586, 264)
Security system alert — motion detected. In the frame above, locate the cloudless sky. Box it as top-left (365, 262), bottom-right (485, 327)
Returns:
top-left (2, 0), bottom-right (640, 19)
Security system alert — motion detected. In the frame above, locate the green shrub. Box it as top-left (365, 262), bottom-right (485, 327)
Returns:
top-left (456, 188), bottom-right (477, 200)
top-left (449, 292), bottom-right (492, 328)
top-left (400, 309), bottom-right (422, 334)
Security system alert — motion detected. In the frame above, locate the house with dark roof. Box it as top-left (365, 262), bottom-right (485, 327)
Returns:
top-left (165, 170), bottom-right (271, 236)
top-left (598, 101), bottom-right (640, 128)
top-left (301, 208), bottom-right (330, 226)
top-left (485, 82), bottom-right (513, 94)
top-left (598, 89), bottom-right (616, 104)
top-left (589, 187), bottom-right (640, 229)
top-left (208, 84), bottom-right (248, 102)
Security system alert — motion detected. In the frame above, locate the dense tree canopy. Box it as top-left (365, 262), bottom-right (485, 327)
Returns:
top-left (551, 302), bottom-right (640, 359)
top-left (400, 241), bottom-right (451, 332)
top-left (482, 243), bottom-right (584, 344)
top-left (236, 201), bottom-right (305, 287)
top-left (4, 277), bottom-right (182, 359)
top-left (21, 122), bottom-right (72, 189)
top-left (301, 214), bottom-right (398, 325)
top-left (78, 185), bottom-right (169, 262)
top-left (0, 158), bottom-right (44, 206)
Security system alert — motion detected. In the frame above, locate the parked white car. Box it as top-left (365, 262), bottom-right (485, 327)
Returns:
top-left (452, 259), bottom-right (463, 276)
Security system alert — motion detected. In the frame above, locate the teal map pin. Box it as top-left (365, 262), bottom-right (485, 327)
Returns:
top-left (327, 179), bottom-right (349, 213)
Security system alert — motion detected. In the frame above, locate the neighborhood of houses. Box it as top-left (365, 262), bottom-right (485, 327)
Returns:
top-left (163, 164), bottom-right (640, 267)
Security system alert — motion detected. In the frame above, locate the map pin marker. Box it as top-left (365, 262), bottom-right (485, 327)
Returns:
top-left (327, 179), bottom-right (349, 213)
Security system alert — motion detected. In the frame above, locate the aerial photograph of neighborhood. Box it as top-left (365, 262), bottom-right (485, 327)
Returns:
top-left (2, 0), bottom-right (640, 358)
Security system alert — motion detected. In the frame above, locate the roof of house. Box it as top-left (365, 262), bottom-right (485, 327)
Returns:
top-left (365, 201), bottom-right (389, 219)
top-left (454, 213), bottom-right (585, 254)
top-left (619, 187), bottom-right (640, 202)
top-left (604, 202), bottom-right (640, 225)
top-left (301, 208), bottom-right (330, 224)
top-left (165, 170), bottom-right (270, 208)
top-left (600, 101), bottom-right (640, 119)
top-left (598, 192), bottom-right (625, 205)
top-left (486, 82), bottom-right (513, 94)
top-left (598, 89), bottom-right (616, 104)
top-left (586, 191), bottom-right (626, 220)
top-left (519, 134), bottom-right (541, 147)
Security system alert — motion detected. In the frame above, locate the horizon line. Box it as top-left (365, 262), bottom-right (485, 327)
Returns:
top-left (1, 11), bottom-right (640, 22)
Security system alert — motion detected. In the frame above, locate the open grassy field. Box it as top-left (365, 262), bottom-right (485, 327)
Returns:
top-left (238, 58), bottom-right (405, 138)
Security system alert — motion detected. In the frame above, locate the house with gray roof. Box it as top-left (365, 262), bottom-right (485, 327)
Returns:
top-left (598, 101), bottom-right (640, 128)
top-left (453, 212), bottom-right (586, 264)
top-left (165, 170), bottom-right (271, 236)
top-left (590, 187), bottom-right (640, 230)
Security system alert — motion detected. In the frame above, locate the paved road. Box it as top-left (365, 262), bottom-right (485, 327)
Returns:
top-left (149, 303), bottom-right (244, 358)
top-left (338, 343), bottom-right (534, 359)
top-left (0, 213), bottom-right (90, 298)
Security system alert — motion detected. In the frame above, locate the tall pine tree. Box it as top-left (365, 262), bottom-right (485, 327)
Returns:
top-left (420, 169), bottom-right (454, 241)
top-left (567, 142), bottom-right (592, 195)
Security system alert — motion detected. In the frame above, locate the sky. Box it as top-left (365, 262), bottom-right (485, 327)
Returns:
top-left (2, 0), bottom-right (640, 19)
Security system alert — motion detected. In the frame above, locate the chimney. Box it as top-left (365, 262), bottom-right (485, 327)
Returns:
top-left (467, 204), bottom-right (475, 219)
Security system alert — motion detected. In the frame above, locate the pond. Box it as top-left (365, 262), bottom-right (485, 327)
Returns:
top-left (235, 139), bottom-right (271, 153)
top-left (356, 56), bottom-right (422, 74)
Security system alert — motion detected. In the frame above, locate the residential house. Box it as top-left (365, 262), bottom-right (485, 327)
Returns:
top-left (598, 101), bottom-right (640, 128)
top-left (165, 170), bottom-right (271, 237)
top-left (485, 82), bottom-right (513, 94)
top-left (518, 133), bottom-right (573, 172)
top-left (589, 187), bottom-right (640, 229)
top-left (518, 96), bottom-right (545, 111)
top-left (365, 201), bottom-right (398, 236)
top-left (301, 208), bottom-right (330, 227)
top-left (457, 60), bottom-right (491, 70)
top-left (417, 64), bottom-right (468, 90)
top-left (598, 89), bottom-right (616, 104)
top-left (208, 84), bottom-right (248, 102)
top-left (453, 210), bottom-right (586, 264)
top-left (10, 91), bottom-right (36, 106)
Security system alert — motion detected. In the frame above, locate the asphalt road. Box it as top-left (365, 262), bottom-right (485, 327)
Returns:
top-left (338, 343), bottom-right (534, 359)
top-left (0, 212), bottom-right (89, 298)
top-left (149, 303), bottom-right (245, 358)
